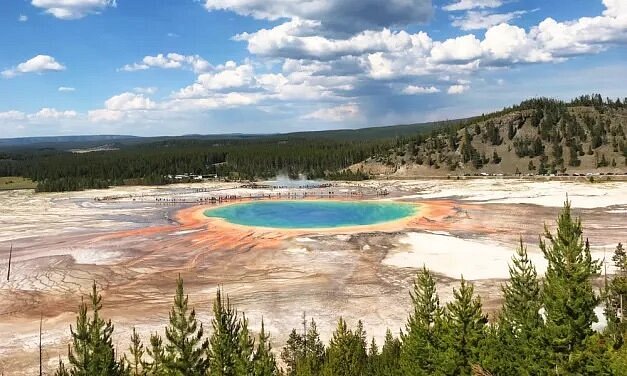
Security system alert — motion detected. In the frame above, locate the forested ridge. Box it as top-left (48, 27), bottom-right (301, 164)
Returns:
top-left (45, 202), bottom-right (627, 375)
top-left (0, 138), bottom-right (389, 191)
top-left (1, 94), bottom-right (626, 192)
top-left (359, 94), bottom-right (627, 176)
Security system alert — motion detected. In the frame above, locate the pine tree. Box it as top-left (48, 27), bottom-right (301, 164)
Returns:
top-left (295, 318), bottom-right (326, 376)
top-left (235, 314), bottom-right (254, 376)
top-left (540, 201), bottom-right (608, 374)
top-left (322, 318), bottom-right (368, 376)
top-left (164, 275), bottom-right (209, 376)
top-left (145, 333), bottom-right (166, 376)
top-left (208, 288), bottom-right (241, 376)
top-left (486, 239), bottom-right (546, 374)
top-left (441, 278), bottom-right (488, 376)
top-left (367, 338), bottom-right (381, 376)
top-left (128, 327), bottom-right (147, 376)
top-left (606, 243), bottom-right (627, 348)
top-left (252, 319), bottom-right (277, 376)
top-left (54, 359), bottom-right (70, 376)
top-left (378, 330), bottom-right (401, 376)
top-left (65, 282), bottom-right (124, 376)
top-left (280, 329), bottom-right (304, 376)
top-left (400, 267), bottom-right (444, 375)
top-left (67, 297), bottom-right (91, 375)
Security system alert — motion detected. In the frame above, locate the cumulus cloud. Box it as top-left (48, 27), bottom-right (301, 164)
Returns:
top-left (88, 92), bottom-right (156, 123)
top-left (2, 55), bottom-right (66, 78)
top-left (19, 15), bottom-right (28, 22)
top-left (121, 53), bottom-right (211, 73)
top-left (104, 92), bottom-right (156, 111)
top-left (302, 103), bottom-right (360, 121)
top-left (0, 108), bottom-right (77, 122)
top-left (430, 34), bottom-right (483, 63)
top-left (452, 10), bottom-right (530, 30)
top-left (402, 85), bottom-right (440, 94)
top-left (235, 20), bottom-right (431, 60)
top-left (81, 0), bottom-right (627, 128)
top-left (174, 62), bottom-right (255, 99)
top-left (205, 0), bottom-right (433, 34)
top-left (29, 108), bottom-right (77, 120)
top-left (443, 0), bottom-right (502, 12)
top-left (448, 84), bottom-right (469, 94)
top-left (133, 87), bottom-right (158, 94)
top-left (0, 110), bottom-right (27, 121)
top-left (58, 86), bottom-right (75, 92)
top-left (88, 109), bottom-right (124, 123)
top-left (31, 0), bottom-right (116, 20)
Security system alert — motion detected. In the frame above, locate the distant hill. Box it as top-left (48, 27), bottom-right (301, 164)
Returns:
top-left (0, 135), bottom-right (139, 148)
top-left (0, 119), bottom-right (467, 151)
top-left (352, 95), bottom-right (627, 176)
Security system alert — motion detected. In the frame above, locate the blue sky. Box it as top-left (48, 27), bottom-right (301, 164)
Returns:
top-left (0, 0), bottom-right (625, 137)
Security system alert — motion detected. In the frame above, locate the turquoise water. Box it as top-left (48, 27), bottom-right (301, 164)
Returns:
top-left (204, 200), bottom-right (416, 229)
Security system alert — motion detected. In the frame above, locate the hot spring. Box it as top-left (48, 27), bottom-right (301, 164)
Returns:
top-left (204, 200), bottom-right (417, 229)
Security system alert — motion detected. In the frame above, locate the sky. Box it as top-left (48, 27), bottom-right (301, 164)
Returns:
top-left (0, 0), bottom-right (626, 137)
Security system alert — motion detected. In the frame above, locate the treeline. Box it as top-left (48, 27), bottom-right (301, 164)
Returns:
top-left (47, 202), bottom-right (627, 375)
top-left (0, 138), bottom-right (391, 192)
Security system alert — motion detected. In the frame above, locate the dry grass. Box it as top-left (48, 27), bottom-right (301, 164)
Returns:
top-left (0, 176), bottom-right (37, 190)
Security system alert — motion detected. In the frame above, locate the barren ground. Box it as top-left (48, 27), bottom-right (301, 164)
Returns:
top-left (0, 179), bottom-right (626, 375)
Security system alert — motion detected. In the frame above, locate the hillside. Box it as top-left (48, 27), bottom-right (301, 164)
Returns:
top-left (353, 95), bottom-right (627, 177)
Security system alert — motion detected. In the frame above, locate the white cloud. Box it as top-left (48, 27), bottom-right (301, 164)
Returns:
top-left (133, 87), bottom-right (158, 94)
top-left (105, 92), bottom-right (156, 111)
top-left (0, 110), bottom-right (27, 121)
top-left (430, 34), bottom-right (483, 63)
top-left (88, 92), bottom-right (157, 123)
top-left (70, 0), bottom-right (627, 129)
top-left (302, 103), bottom-right (360, 121)
top-left (121, 53), bottom-right (211, 73)
top-left (452, 10), bottom-right (530, 30)
top-left (88, 109), bottom-right (124, 123)
top-left (443, 0), bottom-right (502, 12)
top-left (2, 55), bottom-right (66, 78)
top-left (29, 108), bottom-right (77, 120)
top-left (173, 62), bottom-right (255, 99)
top-left (448, 84), bottom-right (469, 94)
top-left (19, 15), bottom-right (28, 22)
top-left (31, 0), bottom-right (116, 20)
top-left (58, 86), bottom-right (76, 92)
top-left (481, 23), bottom-right (552, 63)
top-left (0, 108), bottom-right (77, 122)
top-left (205, 0), bottom-right (433, 34)
top-left (402, 85), bottom-right (440, 94)
top-left (235, 20), bottom-right (430, 60)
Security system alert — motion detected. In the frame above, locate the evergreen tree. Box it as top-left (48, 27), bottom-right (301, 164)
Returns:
top-left (367, 338), bottom-right (381, 376)
top-left (400, 267), bottom-right (444, 375)
top-left (208, 288), bottom-right (241, 376)
top-left (164, 276), bottom-right (208, 376)
top-left (235, 314), bottom-right (254, 376)
top-left (322, 318), bottom-right (368, 376)
top-left (441, 278), bottom-right (488, 376)
top-left (128, 327), bottom-right (147, 376)
top-left (280, 329), bottom-right (304, 376)
top-left (540, 201), bottom-right (608, 374)
top-left (145, 333), bottom-right (166, 376)
top-left (252, 319), bottom-right (277, 376)
top-left (486, 239), bottom-right (546, 374)
top-left (378, 330), bottom-right (401, 376)
top-left (54, 359), bottom-right (70, 376)
top-left (66, 282), bottom-right (124, 376)
top-left (606, 243), bottom-right (627, 347)
top-left (299, 318), bottom-right (326, 376)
